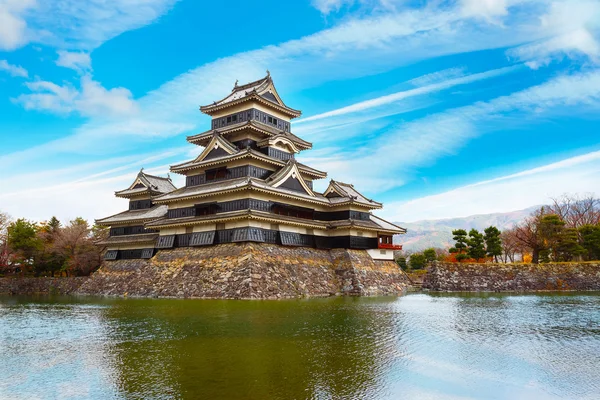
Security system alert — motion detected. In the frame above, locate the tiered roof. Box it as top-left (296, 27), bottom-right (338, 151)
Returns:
top-left (152, 176), bottom-right (383, 210)
top-left (96, 205), bottom-right (169, 225)
top-left (324, 181), bottom-right (382, 208)
top-left (170, 147), bottom-right (327, 179)
top-left (115, 169), bottom-right (177, 198)
top-left (97, 170), bottom-right (176, 226)
top-left (200, 72), bottom-right (301, 118)
top-left (187, 120), bottom-right (312, 150)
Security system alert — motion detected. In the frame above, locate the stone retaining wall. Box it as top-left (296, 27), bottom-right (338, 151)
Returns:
top-left (0, 277), bottom-right (88, 295)
top-left (423, 262), bottom-right (600, 292)
top-left (76, 243), bottom-right (409, 299)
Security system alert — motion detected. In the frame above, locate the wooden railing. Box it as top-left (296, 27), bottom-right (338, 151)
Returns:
top-left (378, 243), bottom-right (403, 250)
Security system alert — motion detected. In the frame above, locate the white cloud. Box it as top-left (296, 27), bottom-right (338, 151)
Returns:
top-left (56, 50), bottom-right (91, 71)
top-left (507, 0), bottom-right (600, 67)
top-left (0, 0), bottom-right (36, 50)
top-left (14, 75), bottom-right (138, 117)
top-left (382, 150), bottom-right (600, 222)
top-left (0, 59), bottom-right (28, 77)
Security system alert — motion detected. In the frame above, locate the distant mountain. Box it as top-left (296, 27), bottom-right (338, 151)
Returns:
top-left (395, 205), bottom-right (540, 252)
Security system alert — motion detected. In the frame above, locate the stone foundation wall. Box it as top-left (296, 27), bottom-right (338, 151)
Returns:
top-left (0, 277), bottom-right (88, 295)
top-left (76, 243), bottom-right (409, 299)
top-left (423, 262), bottom-right (600, 292)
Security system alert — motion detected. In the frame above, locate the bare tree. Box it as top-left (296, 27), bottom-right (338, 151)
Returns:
top-left (549, 194), bottom-right (600, 229)
top-left (500, 228), bottom-right (521, 263)
top-left (0, 211), bottom-right (13, 270)
top-left (513, 208), bottom-right (548, 264)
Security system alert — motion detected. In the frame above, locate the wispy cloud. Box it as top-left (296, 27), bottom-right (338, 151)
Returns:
top-left (311, 0), bottom-right (355, 14)
top-left (383, 149), bottom-right (600, 222)
top-left (310, 69), bottom-right (600, 192)
top-left (297, 65), bottom-right (520, 124)
top-left (407, 67), bottom-right (467, 87)
top-left (0, 59), bottom-right (28, 77)
top-left (0, 147), bottom-right (189, 222)
top-left (3, 0), bottom-right (180, 51)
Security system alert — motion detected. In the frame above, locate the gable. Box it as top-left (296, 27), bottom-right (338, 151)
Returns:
top-left (261, 91), bottom-right (279, 104)
top-left (204, 146), bottom-right (230, 160)
top-left (279, 175), bottom-right (311, 195)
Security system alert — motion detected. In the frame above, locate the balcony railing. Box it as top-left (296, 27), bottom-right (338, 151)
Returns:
top-left (378, 243), bottom-right (403, 250)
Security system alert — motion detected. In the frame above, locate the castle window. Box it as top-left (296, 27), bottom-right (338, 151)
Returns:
top-left (232, 114), bottom-right (237, 122)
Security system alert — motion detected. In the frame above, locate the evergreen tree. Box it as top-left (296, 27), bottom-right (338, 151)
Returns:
top-left (395, 256), bottom-right (407, 270)
top-left (423, 248), bottom-right (437, 263)
top-left (538, 214), bottom-right (565, 261)
top-left (467, 229), bottom-right (487, 260)
top-left (7, 219), bottom-right (42, 271)
top-left (556, 228), bottom-right (585, 261)
top-left (580, 225), bottom-right (600, 260)
top-left (484, 226), bottom-right (502, 262)
top-left (409, 253), bottom-right (427, 270)
top-left (450, 229), bottom-right (469, 261)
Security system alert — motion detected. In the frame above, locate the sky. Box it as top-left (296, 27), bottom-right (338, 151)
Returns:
top-left (0, 0), bottom-right (599, 224)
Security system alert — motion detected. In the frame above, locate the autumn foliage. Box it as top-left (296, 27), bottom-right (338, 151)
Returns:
top-left (1, 213), bottom-right (106, 277)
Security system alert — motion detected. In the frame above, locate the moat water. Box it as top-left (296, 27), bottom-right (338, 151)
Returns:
top-left (1, 293), bottom-right (599, 400)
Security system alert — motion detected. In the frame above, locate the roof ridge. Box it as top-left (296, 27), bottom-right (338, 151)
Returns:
top-left (232, 72), bottom-right (270, 92)
top-left (142, 172), bottom-right (172, 181)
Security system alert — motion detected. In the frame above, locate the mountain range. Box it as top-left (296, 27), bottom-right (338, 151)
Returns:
top-left (394, 206), bottom-right (540, 252)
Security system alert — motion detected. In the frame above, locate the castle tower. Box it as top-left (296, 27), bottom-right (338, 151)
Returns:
top-left (98, 73), bottom-right (405, 261)
top-left (96, 170), bottom-right (176, 260)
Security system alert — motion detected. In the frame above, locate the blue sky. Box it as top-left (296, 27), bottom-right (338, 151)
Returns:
top-left (1, 0), bottom-right (599, 223)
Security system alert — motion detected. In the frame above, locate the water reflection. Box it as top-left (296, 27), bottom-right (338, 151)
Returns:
top-left (1, 293), bottom-right (600, 400)
top-left (101, 297), bottom-right (401, 400)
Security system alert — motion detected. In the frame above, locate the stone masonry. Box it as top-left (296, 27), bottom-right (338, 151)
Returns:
top-left (423, 261), bottom-right (600, 292)
top-left (75, 243), bottom-right (410, 299)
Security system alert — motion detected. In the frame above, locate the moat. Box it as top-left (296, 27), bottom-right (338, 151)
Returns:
top-left (1, 293), bottom-right (599, 399)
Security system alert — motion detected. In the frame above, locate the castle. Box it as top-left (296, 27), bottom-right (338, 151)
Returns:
top-left (97, 72), bottom-right (405, 263)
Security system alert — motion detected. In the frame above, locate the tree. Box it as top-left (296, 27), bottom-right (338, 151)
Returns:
top-left (53, 218), bottom-right (102, 276)
top-left (556, 228), bottom-right (585, 262)
top-left (0, 211), bottom-right (13, 271)
top-left (514, 209), bottom-right (547, 263)
top-left (580, 225), bottom-right (600, 260)
top-left (37, 217), bottom-right (66, 277)
top-left (549, 194), bottom-right (600, 229)
top-left (467, 229), bottom-right (486, 260)
top-left (7, 219), bottom-right (42, 272)
top-left (451, 229), bottom-right (468, 252)
top-left (409, 253), bottom-right (427, 270)
top-left (449, 229), bottom-right (469, 261)
top-left (484, 226), bottom-right (502, 262)
top-left (395, 255), bottom-right (407, 270)
top-left (423, 248), bottom-right (437, 263)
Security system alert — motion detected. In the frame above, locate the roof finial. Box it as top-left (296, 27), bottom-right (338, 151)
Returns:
top-left (234, 79), bottom-right (238, 88)
top-left (140, 167), bottom-right (144, 173)
top-left (167, 173), bottom-right (171, 181)
top-left (266, 69), bottom-right (270, 77)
